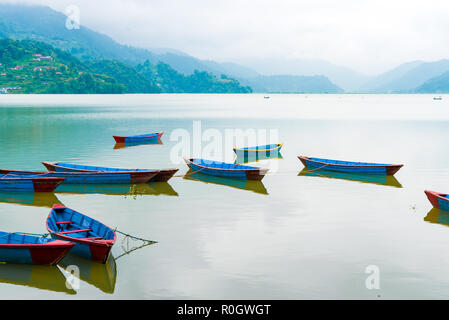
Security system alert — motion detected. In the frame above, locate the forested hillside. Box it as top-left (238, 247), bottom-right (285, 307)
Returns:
top-left (0, 39), bottom-right (251, 94)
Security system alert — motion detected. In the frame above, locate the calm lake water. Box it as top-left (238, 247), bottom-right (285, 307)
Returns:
top-left (0, 94), bottom-right (448, 299)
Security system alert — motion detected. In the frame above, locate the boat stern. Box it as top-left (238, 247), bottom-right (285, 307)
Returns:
top-left (297, 156), bottom-right (309, 167)
top-left (42, 161), bottom-right (57, 172)
top-left (386, 164), bottom-right (403, 175)
top-left (149, 168), bottom-right (179, 182)
top-left (425, 190), bottom-right (442, 209)
top-left (33, 178), bottom-right (65, 192)
top-left (89, 241), bottom-right (115, 264)
top-left (29, 240), bottom-right (75, 265)
top-left (130, 171), bottom-right (160, 183)
top-left (246, 168), bottom-right (269, 181)
top-left (183, 157), bottom-right (193, 168)
top-left (113, 136), bottom-right (125, 143)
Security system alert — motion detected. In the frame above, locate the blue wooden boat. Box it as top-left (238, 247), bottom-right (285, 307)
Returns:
top-left (0, 169), bottom-right (158, 184)
top-left (42, 162), bottom-right (178, 182)
top-left (425, 190), bottom-right (449, 211)
top-left (46, 205), bottom-right (116, 263)
top-left (113, 132), bottom-right (163, 144)
top-left (298, 156), bottom-right (403, 175)
top-left (0, 175), bottom-right (64, 192)
top-left (184, 158), bottom-right (269, 180)
top-left (233, 143), bottom-right (282, 156)
top-left (0, 231), bottom-right (74, 265)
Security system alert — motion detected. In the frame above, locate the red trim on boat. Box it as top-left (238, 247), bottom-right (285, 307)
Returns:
top-left (52, 204), bottom-right (67, 210)
top-left (56, 220), bottom-right (73, 225)
top-left (425, 190), bottom-right (448, 209)
top-left (30, 178), bottom-right (65, 192)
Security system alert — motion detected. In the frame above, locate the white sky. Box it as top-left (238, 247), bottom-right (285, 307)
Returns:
top-left (4, 0), bottom-right (449, 75)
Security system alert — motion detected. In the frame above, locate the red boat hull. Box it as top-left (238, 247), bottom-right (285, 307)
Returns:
top-left (28, 241), bottom-right (75, 265)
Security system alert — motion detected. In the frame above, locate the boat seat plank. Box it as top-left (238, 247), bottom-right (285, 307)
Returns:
top-left (59, 228), bottom-right (92, 234)
top-left (81, 236), bottom-right (104, 240)
top-left (56, 221), bottom-right (73, 225)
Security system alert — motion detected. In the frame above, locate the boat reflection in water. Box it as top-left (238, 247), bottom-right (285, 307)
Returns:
top-left (0, 263), bottom-right (76, 294)
top-left (55, 182), bottom-right (178, 197)
top-left (113, 140), bottom-right (163, 150)
top-left (184, 171), bottom-right (268, 195)
top-left (59, 253), bottom-right (117, 294)
top-left (58, 239), bottom-right (157, 294)
top-left (298, 168), bottom-right (403, 188)
top-left (424, 208), bottom-right (449, 227)
top-left (0, 191), bottom-right (63, 208)
top-left (234, 152), bottom-right (283, 164)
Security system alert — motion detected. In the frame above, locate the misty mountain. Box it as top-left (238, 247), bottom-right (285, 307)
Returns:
top-left (238, 75), bottom-right (343, 93)
top-left (359, 60), bottom-right (449, 93)
top-left (414, 71), bottom-right (449, 93)
top-left (236, 57), bottom-right (369, 92)
top-left (357, 61), bottom-right (423, 93)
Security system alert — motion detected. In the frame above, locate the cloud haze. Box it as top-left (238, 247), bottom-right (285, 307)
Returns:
top-left (3, 0), bottom-right (449, 75)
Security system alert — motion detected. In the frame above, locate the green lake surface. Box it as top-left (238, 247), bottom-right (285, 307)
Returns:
top-left (0, 93), bottom-right (448, 299)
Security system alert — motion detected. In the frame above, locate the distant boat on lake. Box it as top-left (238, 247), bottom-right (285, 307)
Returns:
top-left (433, 96), bottom-right (443, 100)
top-left (233, 143), bottom-right (283, 156)
top-left (42, 162), bottom-right (178, 182)
top-left (113, 132), bottom-right (163, 144)
top-left (298, 156), bottom-right (403, 175)
top-left (184, 158), bottom-right (269, 180)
